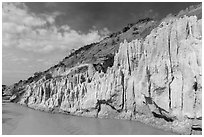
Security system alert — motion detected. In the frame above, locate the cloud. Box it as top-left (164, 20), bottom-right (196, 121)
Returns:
top-left (142, 9), bottom-right (159, 19)
top-left (44, 2), bottom-right (58, 8)
top-left (11, 57), bottom-right (29, 62)
top-left (99, 27), bottom-right (111, 36)
top-left (36, 58), bottom-right (60, 67)
top-left (131, 9), bottom-right (159, 20)
top-left (2, 2), bottom-right (111, 54)
top-left (2, 51), bottom-right (28, 63)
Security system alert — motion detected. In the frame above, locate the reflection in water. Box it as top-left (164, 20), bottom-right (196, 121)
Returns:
top-left (2, 103), bottom-right (175, 135)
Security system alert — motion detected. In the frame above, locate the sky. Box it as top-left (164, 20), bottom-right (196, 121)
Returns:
top-left (2, 2), bottom-right (200, 85)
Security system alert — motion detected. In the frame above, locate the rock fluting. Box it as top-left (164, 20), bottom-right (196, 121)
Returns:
top-left (10, 15), bottom-right (202, 134)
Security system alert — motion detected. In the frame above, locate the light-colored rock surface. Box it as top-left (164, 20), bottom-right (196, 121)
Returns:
top-left (11, 16), bottom-right (202, 134)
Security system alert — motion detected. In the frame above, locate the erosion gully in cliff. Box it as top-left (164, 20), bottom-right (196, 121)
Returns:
top-left (9, 15), bottom-right (202, 135)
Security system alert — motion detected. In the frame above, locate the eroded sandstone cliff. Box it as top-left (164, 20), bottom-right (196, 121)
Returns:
top-left (10, 15), bottom-right (202, 134)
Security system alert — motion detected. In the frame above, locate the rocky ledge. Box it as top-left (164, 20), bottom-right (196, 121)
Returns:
top-left (10, 15), bottom-right (202, 135)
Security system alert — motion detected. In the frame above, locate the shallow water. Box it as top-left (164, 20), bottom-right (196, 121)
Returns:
top-left (2, 103), bottom-right (175, 135)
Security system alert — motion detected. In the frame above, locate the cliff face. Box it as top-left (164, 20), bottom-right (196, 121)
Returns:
top-left (10, 15), bottom-right (202, 134)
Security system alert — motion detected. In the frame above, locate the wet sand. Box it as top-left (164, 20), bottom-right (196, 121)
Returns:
top-left (2, 103), bottom-right (176, 135)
